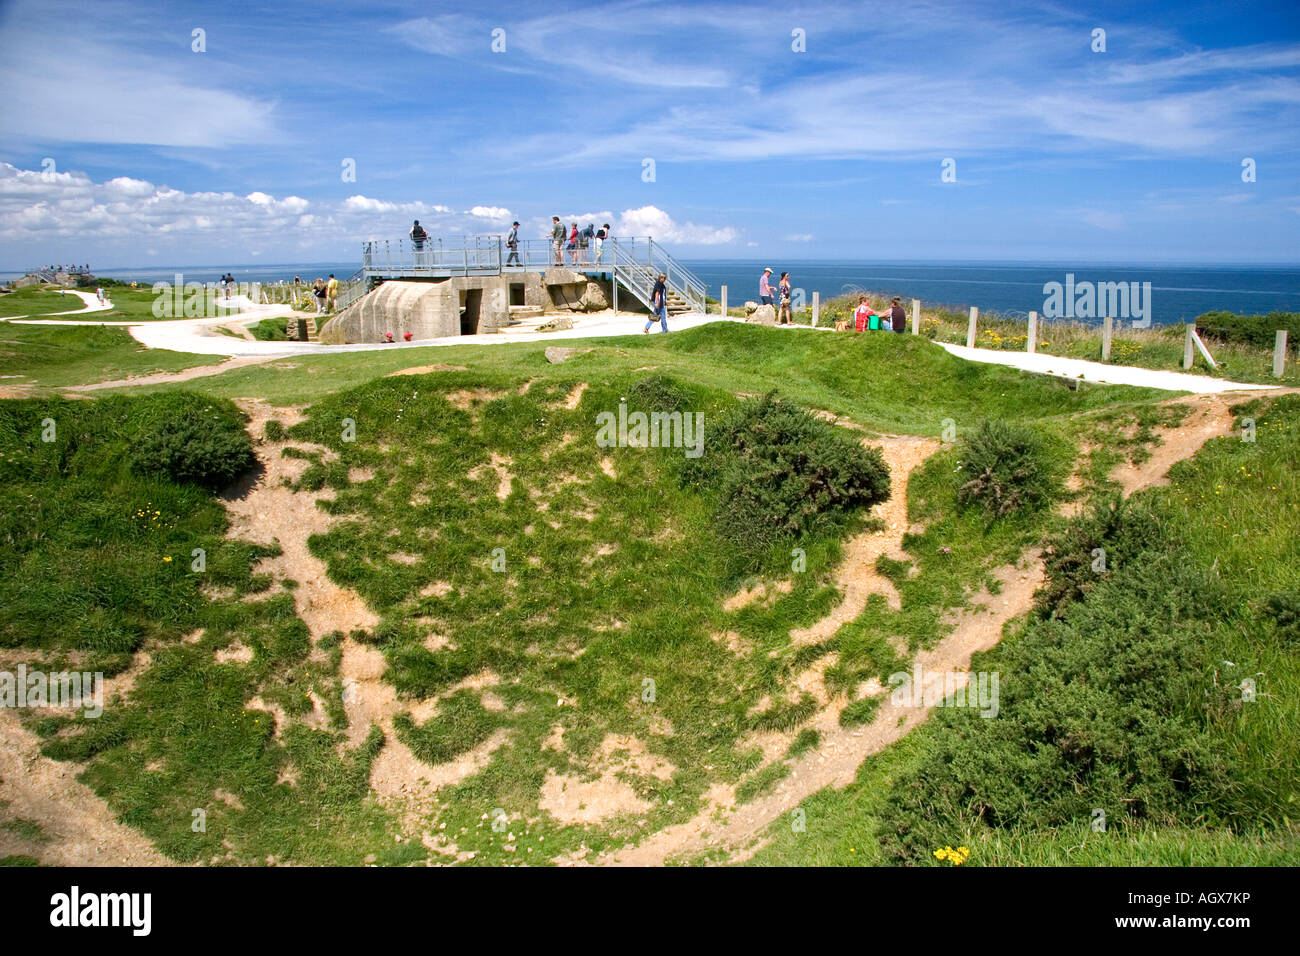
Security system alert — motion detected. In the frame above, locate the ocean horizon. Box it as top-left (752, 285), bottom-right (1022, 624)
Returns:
top-left (5, 258), bottom-right (1297, 326)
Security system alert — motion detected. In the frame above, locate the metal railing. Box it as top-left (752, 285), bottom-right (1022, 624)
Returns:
top-left (356, 234), bottom-right (708, 316)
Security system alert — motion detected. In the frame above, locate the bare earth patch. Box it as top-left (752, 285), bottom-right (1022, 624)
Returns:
top-left (467, 453), bottom-right (513, 501)
top-left (790, 435), bottom-right (940, 642)
top-left (1110, 393), bottom-right (1239, 496)
top-left (539, 734), bottom-right (676, 826)
top-left (387, 364), bottom-right (468, 376)
top-left (0, 707), bottom-right (170, 865)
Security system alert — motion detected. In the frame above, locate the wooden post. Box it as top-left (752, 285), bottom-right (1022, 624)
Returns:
top-left (1027, 311), bottom-right (1037, 353)
top-left (966, 306), bottom-right (978, 348)
top-left (1274, 330), bottom-right (1288, 378)
top-left (720, 284), bottom-right (727, 318)
top-left (912, 298), bottom-right (920, 335)
top-left (1102, 315), bottom-right (1113, 361)
top-left (1183, 323), bottom-right (1195, 369)
top-left (811, 291), bottom-right (820, 328)
top-left (613, 277), bottom-right (618, 317)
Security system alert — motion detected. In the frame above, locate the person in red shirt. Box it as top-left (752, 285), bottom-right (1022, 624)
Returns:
top-left (854, 296), bottom-right (872, 332)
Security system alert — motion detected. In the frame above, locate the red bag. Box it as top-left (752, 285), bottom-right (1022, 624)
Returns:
top-left (854, 308), bottom-right (869, 332)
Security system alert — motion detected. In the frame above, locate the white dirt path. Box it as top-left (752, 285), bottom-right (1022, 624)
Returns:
top-left (937, 341), bottom-right (1277, 394)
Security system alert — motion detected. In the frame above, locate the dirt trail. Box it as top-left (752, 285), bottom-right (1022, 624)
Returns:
top-left (1110, 392), bottom-right (1240, 495)
top-left (592, 394), bottom-right (1263, 866)
top-left (226, 400), bottom-right (497, 820)
top-left (789, 435), bottom-right (940, 640)
top-left (0, 706), bottom-right (170, 865)
top-left (67, 354), bottom-right (275, 392)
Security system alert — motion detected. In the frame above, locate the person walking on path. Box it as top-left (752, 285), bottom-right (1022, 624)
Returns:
top-left (326, 274), bottom-right (339, 312)
top-left (567, 222), bottom-right (579, 265)
top-left (759, 267), bottom-right (774, 307)
top-left (95, 286), bottom-right (105, 306)
top-left (505, 221), bottom-right (521, 266)
top-left (551, 217), bottom-right (566, 265)
top-left (777, 272), bottom-right (792, 325)
top-left (594, 223), bottom-right (610, 264)
top-left (644, 273), bottom-right (669, 334)
top-left (312, 277), bottom-right (328, 314)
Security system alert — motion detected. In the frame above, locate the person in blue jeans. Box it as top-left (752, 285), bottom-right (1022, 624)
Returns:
top-left (644, 273), bottom-right (669, 333)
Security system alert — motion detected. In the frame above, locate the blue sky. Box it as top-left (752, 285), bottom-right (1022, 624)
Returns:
top-left (1, 0), bottom-right (1298, 268)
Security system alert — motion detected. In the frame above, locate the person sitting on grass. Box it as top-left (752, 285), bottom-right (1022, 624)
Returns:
top-left (854, 295), bottom-right (873, 332)
top-left (889, 296), bottom-right (906, 333)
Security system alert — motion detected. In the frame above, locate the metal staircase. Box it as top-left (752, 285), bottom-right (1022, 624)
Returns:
top-left (604, 238), bottom-right (707, 315)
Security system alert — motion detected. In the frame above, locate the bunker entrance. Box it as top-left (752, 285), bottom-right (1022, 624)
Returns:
top-left (461, 288), bottom-right (482, 335)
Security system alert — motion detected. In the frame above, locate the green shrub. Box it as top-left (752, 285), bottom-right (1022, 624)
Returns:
top-left (956, 420), bottom-right (1059, 520)
top-left (130, 395), bottom-right (254, 489)
top-left (683, 392), bottom-right (891, 564)
top-left (1263, 590), bottom-right (1300, 644)
top-left (1195, 311), bottom-right (1300, 351)
top-left (1035, 495), bottom-right (1167, 619)
top-left (249, 317), bottom-right (289, 341)
top-left (877, 555), bottom-right (1235, 864)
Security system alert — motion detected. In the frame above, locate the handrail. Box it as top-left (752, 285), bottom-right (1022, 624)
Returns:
top-left (356, 233), bottom-right (708, 315)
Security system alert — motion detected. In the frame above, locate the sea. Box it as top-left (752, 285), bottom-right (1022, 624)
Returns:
top-left (4, 260), bottom-right (1297, 326)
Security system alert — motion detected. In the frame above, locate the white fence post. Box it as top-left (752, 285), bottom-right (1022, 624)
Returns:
top-left (1275, 330), bottom-right (1288, 379)
top-left (912, 298), bottom-right (920, 335)
top-left (1027, 311), bottom-right (1037, 353)
top-left (1183, 323), bottom-right (1195, 369)
top-left (966, 306), bottom-right (978, 348)
top-left (1102, 315), bottom-right (1113, 361)
top-left (812, 291), bottom-right (819, 327)
top-left (720, 284), bottom-right (727, 318)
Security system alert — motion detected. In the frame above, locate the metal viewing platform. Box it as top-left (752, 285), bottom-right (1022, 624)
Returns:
top-left (344, 235), bottom-right (707, 315)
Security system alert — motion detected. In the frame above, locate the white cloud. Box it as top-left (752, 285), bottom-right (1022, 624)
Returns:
top-left (0, 167), bottom-right (736, 263)
top-left (786, 234), bottom-right (814, 242)
top-left (616, 205), bottom-right (736, 245)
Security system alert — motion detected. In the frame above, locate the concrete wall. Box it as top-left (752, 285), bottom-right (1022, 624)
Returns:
top-left (319, 276), bottom-right (511, 344)
top-left (318, 268), bottom-right (623, 344)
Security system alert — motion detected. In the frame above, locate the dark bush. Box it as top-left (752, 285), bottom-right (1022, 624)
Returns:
top-left (1263, 590), bottom-right (1300, 644)
top-left (130, 394), bottom-right (254, 489)
top-left (956, 420), bottom-right (1058, 520)
top-left (877, 554), bottom-right (1234, 864)
top-left (1195, 311), bottom-right (1300, 351)
top-left (1035, 495), bottom-right (1167, 619)
top-left (249, 317), bottom-right (289, 341)
top-left (683, 392), bottom-right (891, 563)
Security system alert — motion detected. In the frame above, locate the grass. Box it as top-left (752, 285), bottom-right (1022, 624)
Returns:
top-left (0, 324), bottom-right (220, 388)
top-left (742, 392), bottom-right (1300, 867)
top-left (0, 287), bottom-right (87, 318)
top-left (98, 283), bottom-right (246, 322)
top-left (1, 318), bottom-right (1291, 867)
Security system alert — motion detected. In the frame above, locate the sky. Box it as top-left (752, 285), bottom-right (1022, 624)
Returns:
top-left (0, 0), bottom-right (1298, 269)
